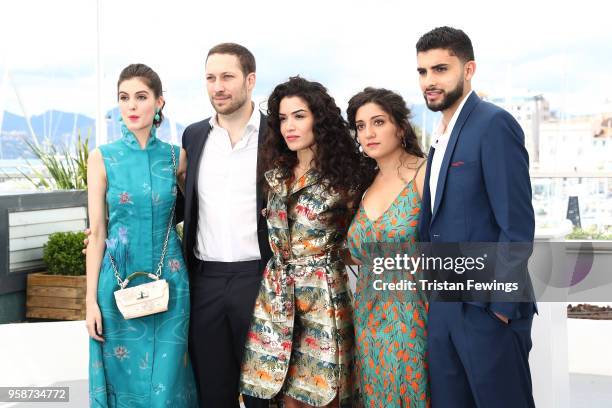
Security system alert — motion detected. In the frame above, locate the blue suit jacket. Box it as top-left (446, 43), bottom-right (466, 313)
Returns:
top-left (418, 92), bottom-right (536, 320)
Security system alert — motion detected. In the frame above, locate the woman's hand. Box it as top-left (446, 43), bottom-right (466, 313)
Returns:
top-left (86, 300), bottom-right (105, 342)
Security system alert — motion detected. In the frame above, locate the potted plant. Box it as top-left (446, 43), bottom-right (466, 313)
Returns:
top-left (26, 231), bottom-right (87, 320)
top-left (19, 130), bottom-right (90, 190)
top-left (0, 130), bottom-right (90, 324)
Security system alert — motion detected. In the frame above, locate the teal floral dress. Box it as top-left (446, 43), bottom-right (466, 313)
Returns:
top-left (347, 179), bottom-right (430, 407)
top-left (89, 126), bottom-right (198, 407)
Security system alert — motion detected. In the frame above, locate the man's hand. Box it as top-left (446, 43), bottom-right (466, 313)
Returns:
top-left (82, 228), bottom-right (92, 255)
top-left (494, 311), bottom-right (509, 324)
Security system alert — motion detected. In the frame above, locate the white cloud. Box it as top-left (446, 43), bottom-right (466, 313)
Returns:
top-left (1, 0), bottom-right (611, 125)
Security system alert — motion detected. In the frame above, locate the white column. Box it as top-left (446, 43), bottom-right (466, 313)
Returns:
top-left (530, 226), bottom-right (572, 408)
top-left (94, 0), bottom-right (106, 147)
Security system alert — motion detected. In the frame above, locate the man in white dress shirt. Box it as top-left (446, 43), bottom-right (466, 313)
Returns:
top-left (181, 43), bottom-right (271, 408)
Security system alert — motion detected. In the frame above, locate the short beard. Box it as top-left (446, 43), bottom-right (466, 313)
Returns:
top-left (211, 86), bottom-right (249, 115)
top-left (425, 80), bottom-right (464, 112)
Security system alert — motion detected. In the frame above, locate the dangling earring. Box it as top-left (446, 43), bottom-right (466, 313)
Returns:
top-left (358, 143), bottom-right (367, 157)
top-left (118, 115), bottom-right (123, 123)
top-left (154, 109), bottom-right (160, 122)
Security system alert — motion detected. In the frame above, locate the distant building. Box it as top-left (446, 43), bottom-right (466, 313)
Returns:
top-left (539, 116), bottom-right (611, 172)
top-left (486, 92), bottom-right (552, 166)
top-left (593, 112), bottom-right (612, 139)
top-left (486, 93), bottom-right (612, 172)
top-left (486, 93), bottom-right (612, 230)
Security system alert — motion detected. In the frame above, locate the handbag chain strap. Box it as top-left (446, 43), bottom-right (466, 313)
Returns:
top-left (109, 145), bottom-right (177, 288)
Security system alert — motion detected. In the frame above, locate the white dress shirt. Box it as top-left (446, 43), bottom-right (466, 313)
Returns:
top-left (195, 107), bottom-right (261, 262)
top-left (429, 90), bottom-right (473, 212)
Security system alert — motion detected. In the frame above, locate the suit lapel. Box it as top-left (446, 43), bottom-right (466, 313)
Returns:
top-left (422, 146), bottom-right (435, 216)
top-left (189, 120), bottom-right (212, 200)
top-left (431, 92), bottom-right (480, 222)
top-left (418, 146), bottom-right (435, 240)
top-left (256, 112), bottom-right (267, 221)
top-left (189, 113), bottom-right (265, 226)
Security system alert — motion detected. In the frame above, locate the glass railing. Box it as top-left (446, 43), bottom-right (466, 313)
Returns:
top-left (532, 173), bottom-right (612, 235)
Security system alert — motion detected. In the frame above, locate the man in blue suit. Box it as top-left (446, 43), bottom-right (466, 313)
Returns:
top-left (416, 27), bottom-right (537, 407)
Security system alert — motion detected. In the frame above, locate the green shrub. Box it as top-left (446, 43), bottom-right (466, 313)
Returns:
top-left (42, 231), bottom-right (87, 276)
top-left (566, 226), bottom-right (612, 240)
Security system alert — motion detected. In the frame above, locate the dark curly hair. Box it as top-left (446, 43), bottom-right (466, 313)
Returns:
top-left (261, 76), bottom-right (363, 200)
top-left (347, 87), bottom-right (425, 185)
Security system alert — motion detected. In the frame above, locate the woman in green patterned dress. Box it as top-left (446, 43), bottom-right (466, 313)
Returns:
top-left (86, 64), bottom-right (197, 407)
top-left (346, 88), bottom-right (430, 407)
top-left (239, 77), bottom-right (363, 408)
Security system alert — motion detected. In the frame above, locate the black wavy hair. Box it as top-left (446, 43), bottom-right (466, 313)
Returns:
top-left (261, 76), bottom-right (363, 200)
top-left (347, 87), bottom-right (426, 186)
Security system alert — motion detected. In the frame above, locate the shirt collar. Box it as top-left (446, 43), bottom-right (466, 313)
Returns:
top-left (246, 104), bottom-right (261, 133)
top-left (120, 123), bottom-right (158, 150)
top-left (265, 167), bottom-right (321, 197)
top-left (210, 103), bottom-right (260, 148)
top-left (210, 102), bottom-right (260, 133)
top-left (433, 90), bottom-right (473, 147)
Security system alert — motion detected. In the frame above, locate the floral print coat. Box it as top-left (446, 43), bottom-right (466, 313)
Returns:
top-left (240, 168), bottom-right (355, 407)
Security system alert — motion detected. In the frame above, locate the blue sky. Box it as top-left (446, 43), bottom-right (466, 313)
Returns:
top-left (1, 0), bottom-right (611, 125)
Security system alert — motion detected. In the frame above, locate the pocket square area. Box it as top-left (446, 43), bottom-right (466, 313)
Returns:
top-left (451, 161), bottom-right (465, 167)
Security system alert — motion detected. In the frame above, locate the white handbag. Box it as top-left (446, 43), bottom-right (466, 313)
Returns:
top-left (113, 273), bottom-right (169, 319)
top-left (108, 146), bottom-right (176, 320)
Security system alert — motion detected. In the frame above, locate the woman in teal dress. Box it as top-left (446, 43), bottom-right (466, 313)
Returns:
top-left (345, 88), bottom-right (430, 407)
top-left (85, 64), bottom-right (198, 407)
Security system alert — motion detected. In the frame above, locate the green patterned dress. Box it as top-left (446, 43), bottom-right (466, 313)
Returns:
top-left (89, 126), bottom-right (198, 407)
top-left (347, 179), bottom-right (430, 407)
top-left (240, 168), bottom-right (355, 407)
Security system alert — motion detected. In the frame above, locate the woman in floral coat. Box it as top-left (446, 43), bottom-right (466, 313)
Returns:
top-left (239, 76), bottom-right (364, 408)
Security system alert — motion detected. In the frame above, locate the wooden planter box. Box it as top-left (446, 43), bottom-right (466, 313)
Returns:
top-left (26, 273), bottom-right (86, 320)
top-left (0, 190), bottom-right (88, 323)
